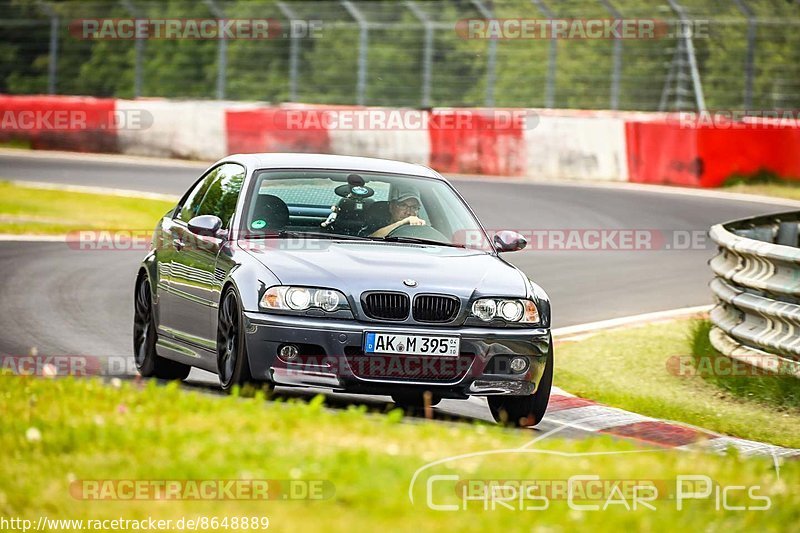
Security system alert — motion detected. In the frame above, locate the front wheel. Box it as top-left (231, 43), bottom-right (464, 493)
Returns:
top-left (487, 345), bottom-right (553, 427)
top-left (133, 276), bottom-right (191, 381)
top-left (217, 287), bottom-right (270, 394)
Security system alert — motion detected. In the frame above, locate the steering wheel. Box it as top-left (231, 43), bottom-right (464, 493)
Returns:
top-left (386, 222), bottom-right (450, 242)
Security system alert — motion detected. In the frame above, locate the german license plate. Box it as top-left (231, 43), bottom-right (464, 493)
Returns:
top-left (364, 332), bottom-right (460, 357)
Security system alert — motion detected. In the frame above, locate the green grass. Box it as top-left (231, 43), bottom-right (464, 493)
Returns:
top-left (0, 138), bottom-right (32, 149)
top-left (1, 376), bottom-right (798, 531)
top-left (722, 171), bottom-right (800, 201)
top-left (555, 319), bottom-right (800, 449)
top-left (690, 319), bottom-right (800, 409)
top-left (0, 181), bottom-right (175, 235)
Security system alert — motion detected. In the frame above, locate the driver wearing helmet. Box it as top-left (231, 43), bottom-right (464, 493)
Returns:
top-left (369, 183), bottom-right (426, 238)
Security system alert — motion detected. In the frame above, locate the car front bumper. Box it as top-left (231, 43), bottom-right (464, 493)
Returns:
top-left (243, 312), bottom-right (551, 398)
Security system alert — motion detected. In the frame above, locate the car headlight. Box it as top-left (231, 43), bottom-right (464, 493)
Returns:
top-left (471, 298), bottom-right (539, 324)
top-left (313, 289), bottom-right (341, 312)
top-left (260, 286), bottom-right (349, 313)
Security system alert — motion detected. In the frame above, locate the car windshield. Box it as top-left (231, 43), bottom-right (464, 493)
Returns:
top-left (243, 169), bottom-right (491, 250)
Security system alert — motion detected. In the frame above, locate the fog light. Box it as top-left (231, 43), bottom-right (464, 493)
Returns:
top-left (510, 356), bottom-right (528, 373)
top-left (280, 344), bottom-right (299, 361)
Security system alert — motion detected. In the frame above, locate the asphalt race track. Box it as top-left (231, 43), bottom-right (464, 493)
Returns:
top-left (0, 151), bottom-right (794, 428)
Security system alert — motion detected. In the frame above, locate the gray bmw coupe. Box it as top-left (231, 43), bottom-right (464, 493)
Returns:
top-left (134, 154), bottom-right (552, 426)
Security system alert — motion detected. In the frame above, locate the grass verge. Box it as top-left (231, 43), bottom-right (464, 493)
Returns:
top-left (555, 318), bottom-right (800, 448)
top-left (722, 171), bottom-right (800, 201)
top-left (1, 376), bottom-right (798, 531)
top-left (690, 319), bottom-right (800, 409)
top-left (0, 139), bottom-right (32, 150)
top-left (0, 181), bottom-right (175, 235)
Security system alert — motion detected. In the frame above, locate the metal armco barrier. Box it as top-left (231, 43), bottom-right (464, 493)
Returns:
top-left (709, 212), bottom-right (800, 378)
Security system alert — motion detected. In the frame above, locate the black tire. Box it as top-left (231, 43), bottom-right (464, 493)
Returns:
top-left (391, 391), bottom-right (442, 410)
top-left (487, 345), bottom-right (553, 427)
top-left (133, 276), bottom-right (191, 381)
top-left (217, 287), bottom-right (269, 394)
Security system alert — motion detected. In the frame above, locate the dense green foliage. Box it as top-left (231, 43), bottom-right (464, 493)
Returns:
top-left (1, 0), bottom-right (799, 110)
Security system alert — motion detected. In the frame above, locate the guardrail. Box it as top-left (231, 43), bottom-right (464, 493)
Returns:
top-left (709, 212), bottom-right (800, 378)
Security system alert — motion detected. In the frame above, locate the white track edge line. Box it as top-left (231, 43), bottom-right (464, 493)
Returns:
top-left (9, 180), bottom-right (179, 201)
top-left (552, 305), bottom-right (713, 339)
top-left (0, 147), bottom-right (210, 168)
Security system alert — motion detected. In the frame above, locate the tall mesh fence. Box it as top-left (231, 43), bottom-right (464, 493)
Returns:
top-left (1, 0), bottom-right (798, 111)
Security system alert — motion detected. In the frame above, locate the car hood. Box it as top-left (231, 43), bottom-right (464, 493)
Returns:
top-left (242, 240), bottom-right (528, 299)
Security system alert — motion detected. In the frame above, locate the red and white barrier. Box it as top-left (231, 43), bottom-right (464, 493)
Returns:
top-left (226, 106), bottom-right (331, 155)
top-left (626, 117), bottom-right (800, 187)
top-left (429, 108), bottom-right (526, 176)
top-left (0, 95), bottom-right (117, 152)
top-left (329, 126), bottom-right (430, 166)
top-left (524, 114), bottom-right (629, 182)
top-left (3, 94), bottom-right (800, 187)
top-left (116, 99), bottom-right (236, 161)
top-left (226, 105), bottom-right (431, 165)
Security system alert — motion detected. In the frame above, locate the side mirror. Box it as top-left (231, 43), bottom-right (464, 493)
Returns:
top-left (493, 230), bottom-right (527, 252)
top-left (188, 215), bottom-right (223, 238)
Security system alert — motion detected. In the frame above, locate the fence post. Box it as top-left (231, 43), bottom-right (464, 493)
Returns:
top-left (341, 0), bottom-right (368, 105)
top-left (404, 1), bottom-right (432, 108)
top-left (470, 0), bottom-right (496, 107)
top-left (204, 0), bottom-right (227, 100)
top-left (37, 2), bottom-right (59, 94)
top-left (531, 0), bottom-right (556, 108)
top-left (666, 0), bottom-right (707, 112)
top-left (733, 0), bottom-right (755, 110)
top-left (276, 1), bottom-right (300, 102)
top-left (599, 0), bottom-right (622, 110)
top-left (120, 0), bottom-right (144, 98)
top-left (659, 44), bottom-right (680, 111)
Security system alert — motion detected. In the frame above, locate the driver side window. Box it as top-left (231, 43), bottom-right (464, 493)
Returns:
top-left (175, 164), bottom-right (245, 228)
top-left (195, 164), bottom-right (245, 228)
top-left (176, 168), bottom-right (219, 222)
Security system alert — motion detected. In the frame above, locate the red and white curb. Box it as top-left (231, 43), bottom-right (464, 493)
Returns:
top-left (546, 387), bottom-right (799, 458)
top-left (549, 310), bottom-right (800, 458)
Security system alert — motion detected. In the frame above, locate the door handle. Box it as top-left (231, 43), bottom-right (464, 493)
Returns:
top-left (173, 239), bottom-right (184, 251)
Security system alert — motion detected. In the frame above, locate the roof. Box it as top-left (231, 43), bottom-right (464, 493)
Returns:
top-left (222, 153), bottom-right (443, 180)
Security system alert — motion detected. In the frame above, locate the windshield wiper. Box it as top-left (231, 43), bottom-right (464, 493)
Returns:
top-left (244, 230), bottom-right (371, 241)
top-left (378, 235), bottom-right (467, 248)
